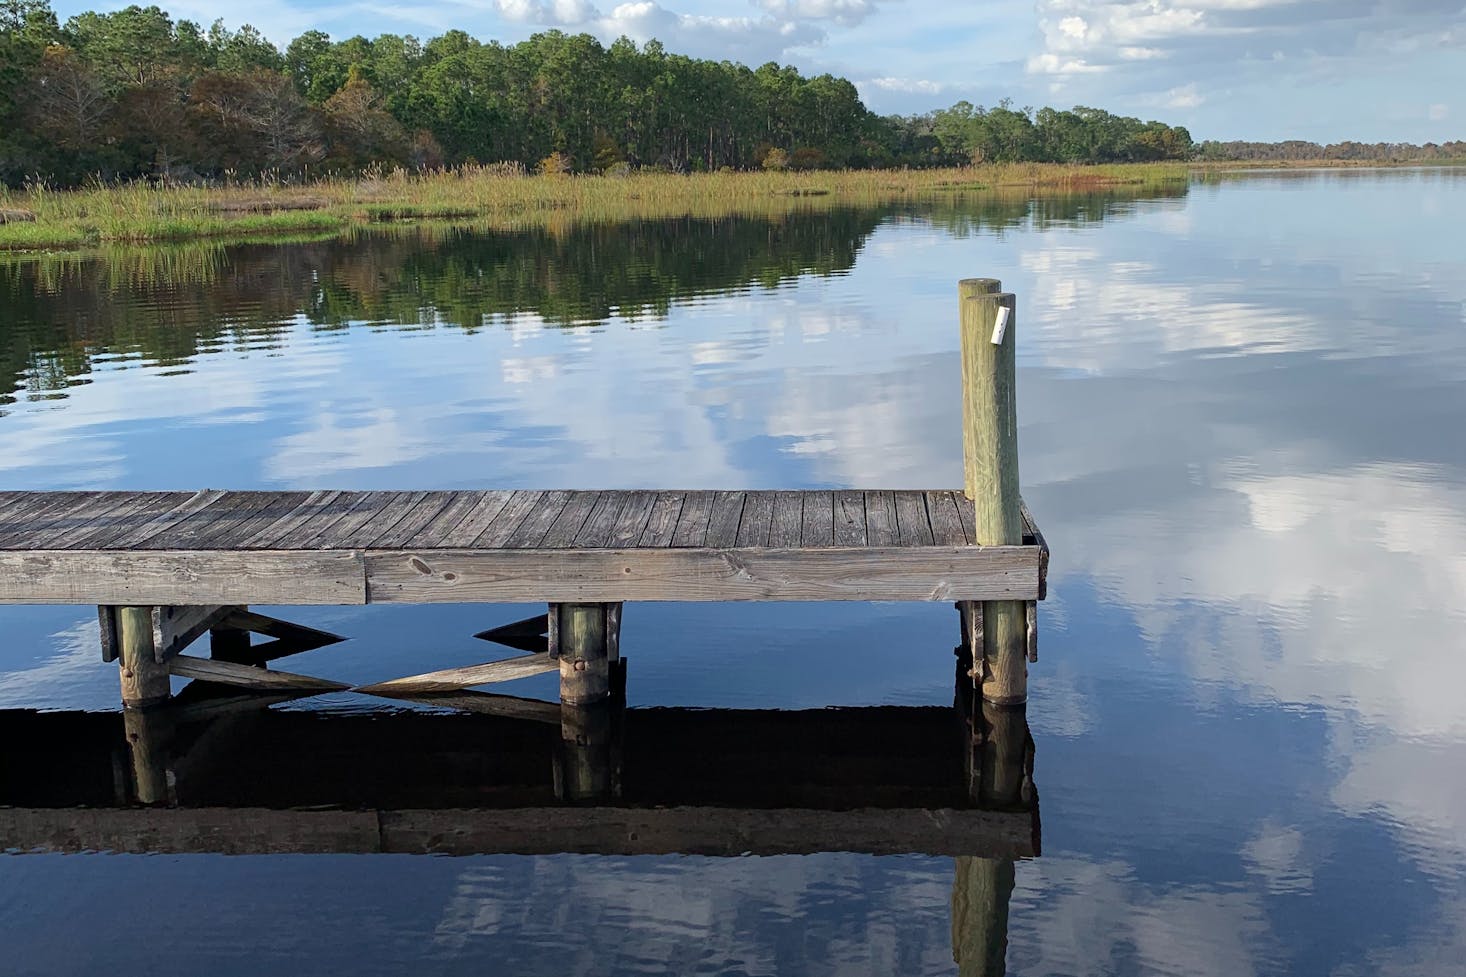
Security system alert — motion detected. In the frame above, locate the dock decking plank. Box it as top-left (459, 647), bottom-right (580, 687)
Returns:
top-left (865, 491), bottom-right (899, 547)
top-left (768, 492), bottom-right (803, 547)
top-left (240, 491), bottom-right (346, 549)
top-left (801, 491), bottom-right (835, 548)
top-left (736, 492), bottom-right (776, 547)
top-left (954, 494), bottom-right (977, 546)
top-left (705, 492), bottom-right (747, 549)
top-left (104, 490), bottom-right (229, 549)
top-left (893, 491), bottom-right (935, 547)
top-left (605, 491), bottom-right (656, 548)
top-left (472, 491), bottom-right (542, 548)
top-left (167, 492), bottom-right (307, 550)
top-left (0, 493), bottom-right (129, 549)
top-left (296, 492), bottom-right (397, 549)
top-left (408, 491), bottom-right (507, 548)
top-left (503, 491), bottom-right (572, 549)
top-left (834, 491), bottom-right (867, 547)
top-left (925, 492), bottom-right (967, 547)
top-left (367, 492), bottom-right (458, 549)
top-left (637, 492), bottom-right (686, 547)
top-left (0, 492), bottom-right (97, 547)
top-left (542, 492), bottom-right (602, 549)
top-left (670, 491), bottom-right (715, 548)
top-left (574, 492), bottom-right (630, 548)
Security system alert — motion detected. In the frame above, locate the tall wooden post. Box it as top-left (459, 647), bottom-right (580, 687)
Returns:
top-left (117, 606), bottom-right (170, 708)
top-left (960, 279), bottom-right (1027, 705)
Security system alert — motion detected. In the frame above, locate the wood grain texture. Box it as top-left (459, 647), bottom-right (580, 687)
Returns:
top-left (355, 653), bottom-right (559, 694)
top-left (0, 551), bottom-right (366, 605)
top-left (926, 491), bottom-right (968, 546)
top-left (834, 491), bottom-right (867, 547)
top-left (169, 655), bottom-right (351, 692)
top-left (801, 491), bottom-right (835, 548)
top-left (705, 491), bottom-right (746, 549)
top-left (735, 491), bottom-right (775, 547)
top-left (894, 491), bottom-right (935, 546)
top-left (637, 492), bottom-right (686, 547)
top-left (865, 491), bottom-right (899, 547)
top-left (541, 492), bottom-right (601, 549)
top-left (365, 546), bottom-right (1041, 603)
top-left (768, 491), bottom-right (804, 547)
top-left (671, 491), bottom-right (715, 548)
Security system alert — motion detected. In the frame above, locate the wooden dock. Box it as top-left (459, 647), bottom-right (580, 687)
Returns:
top-left (0, 488), bottom-right (1045, 605)
top-left (0, 277), bottom-right (1046, 711)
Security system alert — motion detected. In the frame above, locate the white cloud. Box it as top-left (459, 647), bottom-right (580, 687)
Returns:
top-left (863, 76), bottom-right (946, 95)
top-left (496, 0), bottom-right (600, 24)
top-left (1164, 82), bottom-right (1204, 108)
top-left (1428, 102), bottom-right (1449, 121)
top-left (1026, 53), bottom-right (1106, 75)
top-left (755, 0), bottom-right (880, 26)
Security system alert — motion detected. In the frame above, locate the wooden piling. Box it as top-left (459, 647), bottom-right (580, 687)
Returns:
top-left (554, 603), bottom-right (616, 705)
top-left (960, 280), bottom-right (1027, 705)
top-left (117, 606), bottom-right (170, 708)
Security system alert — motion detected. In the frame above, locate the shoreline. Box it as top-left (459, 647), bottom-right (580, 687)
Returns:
top-left (1, 160), bottom-right (1459, 253)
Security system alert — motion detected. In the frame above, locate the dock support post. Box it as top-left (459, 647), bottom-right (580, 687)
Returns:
top-left (553, 602), bottom-right (620, 705)
top-left (952, 856), bottom-right (1016, 977)
top-left (117, 606), bottom-right (171, 708)
top-left (960, 278), bottom-right (1027, 706)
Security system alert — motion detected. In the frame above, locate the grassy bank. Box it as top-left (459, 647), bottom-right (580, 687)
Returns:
top-left (0, 163), bottom-right (1188, 252)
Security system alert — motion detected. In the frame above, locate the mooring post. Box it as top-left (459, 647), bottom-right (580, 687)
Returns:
top-left (117, 606), bottom-right (171, 708)
top-left (959, 278), bottom-right (1027, 705)
top-left (556, 700), bottom-right (616, 803)
top-left (553, 602), bottom-right (618, 705)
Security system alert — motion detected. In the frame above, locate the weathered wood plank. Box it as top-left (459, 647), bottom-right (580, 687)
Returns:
top-left (197, 492), bottom-right (311, 549)
top-left (419, 490), bottom-right (513, 548)
top-left (636, 492), bottom-right (686, 547)
top-left (955, 493), bottom-right (978, 546)
top-left (239, 490), bottom-right (346, 548)
top-left (402, 491), bottom-right (488, 548)
top-left (735, 491), bottom-right (776, 547)
top-left (0, 493), bottom-right (134, 549)
top-left (295, 492), bottom-right (397, 549)
top-left (154, 492), bottom-right (305, 550)
top-left (365, 546), bottom-right (1041, 603)
top-left (705, 491), bottom-right (746, 549)
top-left (833, 491), bottom-right (867, 547)
top-left (0, 492), bottom-right (100, 547)
top-left (0, 551), bottom-right (367, 605)
top-left (605, 491), bottom-right (656, 548)
top-left (1019, 497), bottom-right (1049, 600)
top-left (670, 491), bottom-right (715, 548)
top-left (571, 492), bottom-right (626, 547)
top-left (365, 492), bottom-right (457, 549)
top-left (97, 490), bottom-right (231, 549)
top-left (864, 491), bottom-right (898, 546)
top-left (503, 490), bottom-right (572, 549)
top-left (541, 492), bottom-right (601, 549)
top-left (340, 491), bottom-right (429, 549)
top-left (926, 491), bottom-right (968, 547)
top-left (53, 493), bottom-right (173, 549)
top-left (153, 605), bottom-right (240, 663)
top-left (893, 491), bottom-right (935, 547)
top-left (801, 490), bottom-right (834, 548)
top-left (768, 491), bottom-right (804, 547)
top-left (169, 655), bottom-right (350, 691)
top-left (355, 653), bottom-right (559, 695)
top-left (471, 491), bottom-right (542, 548)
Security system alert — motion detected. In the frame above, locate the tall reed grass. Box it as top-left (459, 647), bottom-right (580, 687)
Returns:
top-left (0, 162), bottom-right (1191, 251)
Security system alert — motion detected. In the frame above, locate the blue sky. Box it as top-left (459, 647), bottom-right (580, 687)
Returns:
top-left (52, 0), bottom-right (1466, 142)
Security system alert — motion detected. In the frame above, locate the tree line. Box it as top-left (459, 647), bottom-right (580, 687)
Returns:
top-left (1, 1), bottom-right (1454, 188)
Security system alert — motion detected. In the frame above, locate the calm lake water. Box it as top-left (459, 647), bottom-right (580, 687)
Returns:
top-left (2, 168), bottom-right (1465, 975)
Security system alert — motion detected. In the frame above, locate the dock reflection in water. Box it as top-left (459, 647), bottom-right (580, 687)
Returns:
top-left (0, 669), bottom-right (1038, 974)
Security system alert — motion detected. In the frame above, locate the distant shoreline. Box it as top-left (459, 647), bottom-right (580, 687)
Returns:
top-left (1, 160), bottom-right (1459, 253)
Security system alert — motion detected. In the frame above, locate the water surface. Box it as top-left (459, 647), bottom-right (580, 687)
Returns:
top-left (2, 169), bottom-right (1464, 975)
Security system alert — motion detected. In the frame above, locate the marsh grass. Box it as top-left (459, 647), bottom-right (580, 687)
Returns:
top-left (0, 163), bottom-right (1191, 252)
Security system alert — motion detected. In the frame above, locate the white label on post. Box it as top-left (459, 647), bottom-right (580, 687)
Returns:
top-left (991, 306), bottom-right (1011, 345)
